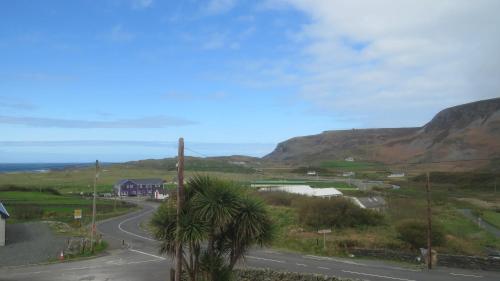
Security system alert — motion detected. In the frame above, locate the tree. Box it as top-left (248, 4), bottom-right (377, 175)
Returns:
top-left (151, 175), bottom-right (273, 281)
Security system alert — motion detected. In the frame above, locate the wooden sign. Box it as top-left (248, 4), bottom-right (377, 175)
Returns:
top-left (74, 209), bottom-right (82, 219)
top-left (318, 229), bottom-right (331, 234)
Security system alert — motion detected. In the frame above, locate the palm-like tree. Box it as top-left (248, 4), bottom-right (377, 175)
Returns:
top-left (151, 175), bottom-right (273, 281)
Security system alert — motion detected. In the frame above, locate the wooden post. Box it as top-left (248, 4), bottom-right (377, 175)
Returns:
top-left (175, 138), bottom-right (185, 281)
top-left (90, 160), bottom-right (99, 253)
top-left (426, 171), bottom-right (432, 269)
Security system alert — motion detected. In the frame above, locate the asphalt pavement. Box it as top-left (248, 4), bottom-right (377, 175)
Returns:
top-left (1, 198), bottom-right (499, 281)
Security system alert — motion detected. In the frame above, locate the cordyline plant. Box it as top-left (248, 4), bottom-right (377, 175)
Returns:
top-left (151, 175), bottom-right (274, 281)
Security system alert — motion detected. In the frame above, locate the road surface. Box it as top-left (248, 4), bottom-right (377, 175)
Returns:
top-left (1, 199), bottom-right (499, 281)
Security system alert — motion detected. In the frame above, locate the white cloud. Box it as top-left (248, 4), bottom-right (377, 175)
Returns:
top-left (206, 0), bottom-right (237, 15)
top-left (0, 97), bottom-right (37, 111)
top-left (266, 0), bottom-right (500, 127)
top-left (0, 115), bottom-right (195, 128)
top-left (131, 0), bottom-right (153, 9)
top-left (110, 25), bottom-right (135, 42)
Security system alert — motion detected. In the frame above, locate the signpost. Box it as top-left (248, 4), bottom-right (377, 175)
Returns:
top-left (318, 229), bottom-right (331, 249)
top-left (74, 209), bottom-right (82, 227)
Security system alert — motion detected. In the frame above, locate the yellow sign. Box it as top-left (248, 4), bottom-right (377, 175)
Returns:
top-left (74, 209), bottom-right (82, 219)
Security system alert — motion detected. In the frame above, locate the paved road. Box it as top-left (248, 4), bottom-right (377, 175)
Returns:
top-left (1, 199), bottom-right (499, 281)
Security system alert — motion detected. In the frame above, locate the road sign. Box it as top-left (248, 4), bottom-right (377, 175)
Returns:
top-left (74, 209), bottom-right (82, 219)
top-left (318, 229), bottom-right (331, 234)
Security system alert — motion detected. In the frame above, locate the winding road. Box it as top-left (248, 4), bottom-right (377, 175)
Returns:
top-left (1, 199), bottom-right (499, 281)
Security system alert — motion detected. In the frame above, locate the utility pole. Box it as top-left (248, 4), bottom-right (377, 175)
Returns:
top-left (90, 160), bottom-right (99, 253)
top-left (175, 138), bottom-right (185, 281)
top-left (426, 171), bottom-right (432, 269)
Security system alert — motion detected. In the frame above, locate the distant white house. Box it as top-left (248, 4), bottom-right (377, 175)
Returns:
top-left (307, 171), bottom-right (317, 176)
top-left (388, 172), bottom-right (405, 178)
top-left (255, 184), bottom-right (343, 198)
top-left (0, 202), bottom-right (10, 246)
top-left (345, 157), bottom-right (355, 162)
top-left (342, 171), bottom-right (355, 177)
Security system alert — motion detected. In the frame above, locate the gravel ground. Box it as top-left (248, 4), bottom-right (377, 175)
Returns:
top-left (0, 222), bottom-right (68, 267)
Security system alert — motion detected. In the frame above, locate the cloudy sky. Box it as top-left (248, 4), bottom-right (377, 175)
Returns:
top-left (1, 0), bottom-right (499, 162)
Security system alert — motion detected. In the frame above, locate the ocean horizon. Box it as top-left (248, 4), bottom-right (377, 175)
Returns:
top-left (0, 163), bottom-right (98, 173)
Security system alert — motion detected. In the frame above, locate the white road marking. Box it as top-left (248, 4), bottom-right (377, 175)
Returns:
top-left (127, 259), bottom-right (164, 265)
top-left (318, 266), bottom-right (330, 270)
top-left (118, 210), bottom-right (157, 242)
top-left (246, 256), bottom-right (285, 263)
top-left (450, 273), bottom-right (483, 278)
top-left (129, 248), bottom-right (166, 260)
top-left (304, 255), bottom-right (363, 265)
top-left (342, 270), bottom-right (416, 281)
top-left (296, 263), bottom-right (307, 267)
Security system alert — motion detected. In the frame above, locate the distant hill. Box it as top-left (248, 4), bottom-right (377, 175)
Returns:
top-left (264, 98), bottom-right (500, 170)
top-left (120, 155), bottom-right (261, 173)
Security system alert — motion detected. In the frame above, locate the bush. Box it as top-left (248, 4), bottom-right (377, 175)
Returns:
top-left (294, 197), bottom-right (384, 229)
top-left (254, 191), bottom-right (299, 207)
top-left (395, 219), bottom-right (445, 249)
top-left (13, 205), bottom-right (44, 220)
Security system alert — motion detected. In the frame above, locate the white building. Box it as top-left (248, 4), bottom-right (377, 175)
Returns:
top-left (388, 172), bottom-right (405, 178)
top-left (255, 184), bottom-right (343, 198)
top-left (342, 171), bottom-right (355, 177)
top-left (345, 157), bottom-right (355, 162)
top-left (0, 202), bottom-right (10, 246)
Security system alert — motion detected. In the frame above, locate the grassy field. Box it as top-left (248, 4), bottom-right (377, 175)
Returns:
top-left (0, 190), bottom-right (135, 224)
top-left (481, 210), bottom-right (500, 229)
top-left (1, 162), bottom-right (498, 259)
top-left (261, 179), bottom-right (500, 257)
top-left (320, 160), bottom-right (383, 171)
top-left (0, 164), bottom-right (263, 194)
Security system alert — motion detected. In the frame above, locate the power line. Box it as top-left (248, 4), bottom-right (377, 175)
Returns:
top-left (185, 147), bottom-right (211, 158)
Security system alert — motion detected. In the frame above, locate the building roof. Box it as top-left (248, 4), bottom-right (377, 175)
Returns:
top-left (115, 178), bottom-right (164, 186)
top-left (0, 202), bottom-right (10, 219)
top-left (256, 184), bottom-right (343, 197)
top-left (355, 196), bottom-right (386, 209)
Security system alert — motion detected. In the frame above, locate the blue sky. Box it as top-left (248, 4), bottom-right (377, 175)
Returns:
top-left (1, 0), bottom-right (499, 162)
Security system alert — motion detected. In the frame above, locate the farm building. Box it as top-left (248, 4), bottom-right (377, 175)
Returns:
top-left (388, 172), bottom-right (405, 178)
top-left (0, 202), bottom-right (9, 246)
top-left (255, 184), bottom-right (343, 198)
top-left (114, 178), bottom-right (165, 197)
top-left (350, 196), bottom-right (386, 212)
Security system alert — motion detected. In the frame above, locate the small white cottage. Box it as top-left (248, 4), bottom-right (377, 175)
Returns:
top-left (0, 202), bottom-right (10, 246)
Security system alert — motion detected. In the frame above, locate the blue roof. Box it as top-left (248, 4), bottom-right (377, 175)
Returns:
top-left (0, 202), bottom-right (10, 219)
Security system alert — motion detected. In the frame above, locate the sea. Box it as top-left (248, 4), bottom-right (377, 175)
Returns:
top-left (0, 163), bottom-right (95, 173)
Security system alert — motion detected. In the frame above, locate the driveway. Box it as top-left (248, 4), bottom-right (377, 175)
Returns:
top-left (0, 222), bottom-right (67, 267)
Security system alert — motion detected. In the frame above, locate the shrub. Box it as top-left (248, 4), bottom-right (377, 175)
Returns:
top-left (294, 197), bottom-right (384, 229)
top-left (254, 191), bottom-right (299, 207)
top-left (13, 205), bottom-right (44, 220)
top-left (395, 219), bottom-right (445, 249)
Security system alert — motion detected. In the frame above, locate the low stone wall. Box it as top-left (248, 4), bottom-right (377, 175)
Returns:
top-left (232, 268), bottom-right (353, 281)
top-left (180, 268), bottom-right (354, 281)
top-left (349, 248), bottom-right (419, 264)
top-left (438, 254), bottom-right (500, 271)
top-left (349, 248), bottom-right (500, 271)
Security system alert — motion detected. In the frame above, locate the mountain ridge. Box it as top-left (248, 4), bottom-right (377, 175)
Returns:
top-left (264, 98), bottom-right (500, 169)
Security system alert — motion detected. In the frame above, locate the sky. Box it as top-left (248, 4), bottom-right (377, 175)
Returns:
top-left (1, 0), bottom-right (499, 163)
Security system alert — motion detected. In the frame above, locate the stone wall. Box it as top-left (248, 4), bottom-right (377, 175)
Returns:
top-left (181, 268), bottom-right (354, 281)
top-left (438, 254), bottom-right (500, 271)
top-left (349, 248), bottom-right (500, 271)
top-left (349, 248), bottom-right (419, 264)
top-left (232, 268), bottom-right (353, 281)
